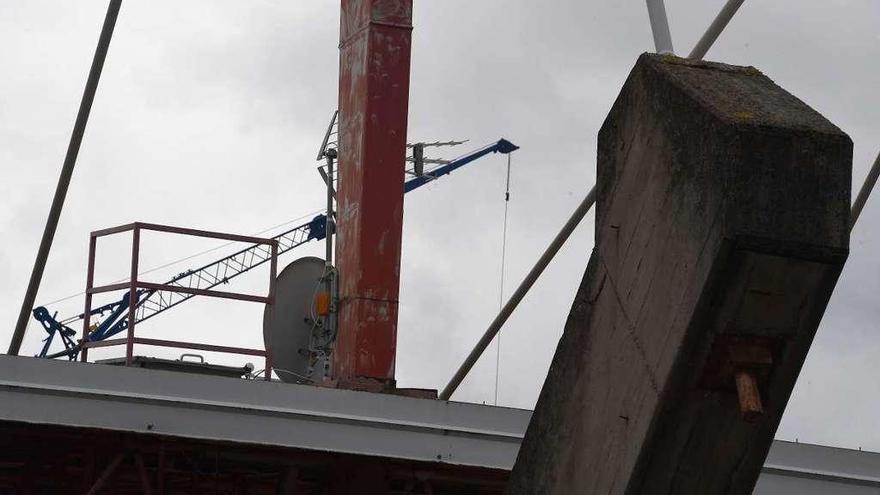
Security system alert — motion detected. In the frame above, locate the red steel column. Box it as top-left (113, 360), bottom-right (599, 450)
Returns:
top-left (333, 0), bottom-right (412, 388)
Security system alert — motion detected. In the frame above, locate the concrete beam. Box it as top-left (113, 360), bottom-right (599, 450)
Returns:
top-left (508, 54), bottom-right (852, 495)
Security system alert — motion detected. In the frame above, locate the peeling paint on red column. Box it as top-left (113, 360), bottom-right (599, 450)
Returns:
top-left (333, 0), bottom-right (412, 387)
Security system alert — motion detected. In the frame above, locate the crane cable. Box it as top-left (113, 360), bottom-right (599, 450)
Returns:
top-left (494, 153), bottom-right (512, 406)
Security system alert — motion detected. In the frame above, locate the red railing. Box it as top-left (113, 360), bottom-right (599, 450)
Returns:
top-left (80, 222), bottom-right (277, 380)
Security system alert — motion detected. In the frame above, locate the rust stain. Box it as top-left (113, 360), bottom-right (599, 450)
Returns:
top-left (334, 0), bottom-right (411, 385)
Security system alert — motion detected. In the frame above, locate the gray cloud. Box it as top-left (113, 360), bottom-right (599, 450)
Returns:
top-left (1, 0), bottom-right (878, 451)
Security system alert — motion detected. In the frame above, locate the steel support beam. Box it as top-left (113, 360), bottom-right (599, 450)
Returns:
top-left (689, 0), bottom-right (746, 60)
top-left (85, 452), bottom-right (125, 495)
top-left (851, 150), bottom-right (880, 230)
top-left (8, 0), bottom-right (122, 356)
top-left (134, 453), bottom-right (152, 495)
top-left (645, 0), bottom-right (675, 54)
top-left (333, 0), bottom-right (413, 388)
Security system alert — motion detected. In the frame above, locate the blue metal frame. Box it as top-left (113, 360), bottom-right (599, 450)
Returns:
top-left (404, 139), bottom-right (518, 193)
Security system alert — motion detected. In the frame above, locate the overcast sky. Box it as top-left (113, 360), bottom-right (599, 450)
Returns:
top-left (1, 0), bottom-right (878, 452)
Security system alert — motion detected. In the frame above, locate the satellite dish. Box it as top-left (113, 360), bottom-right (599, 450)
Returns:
top-left (263, 256), bottom-right (327, 383)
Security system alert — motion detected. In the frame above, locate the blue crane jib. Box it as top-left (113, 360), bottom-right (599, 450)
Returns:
top-left (34, 138), bottom-right (518, 359)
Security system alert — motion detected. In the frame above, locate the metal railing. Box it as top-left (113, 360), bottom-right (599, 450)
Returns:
top-left (80, 222), bottom-right (277, 380)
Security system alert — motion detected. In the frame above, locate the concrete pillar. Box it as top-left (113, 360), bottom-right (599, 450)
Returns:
top-left (508, 54), bottom-right (852, 494)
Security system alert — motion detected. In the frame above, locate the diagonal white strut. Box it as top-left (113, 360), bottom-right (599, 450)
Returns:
top-left (689, 0), bottom-right (746, 60)
top-left (646, 0), bottom-right (675, 54)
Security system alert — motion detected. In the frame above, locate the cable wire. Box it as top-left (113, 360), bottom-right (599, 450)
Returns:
top-left (494, 153), bottom-right (512, 406)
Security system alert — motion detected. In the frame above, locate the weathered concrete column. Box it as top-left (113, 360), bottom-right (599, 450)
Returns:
top-left (333, 0), bottom-right (412, 389)
top-left (509, 54), bottom-right (852, 494)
